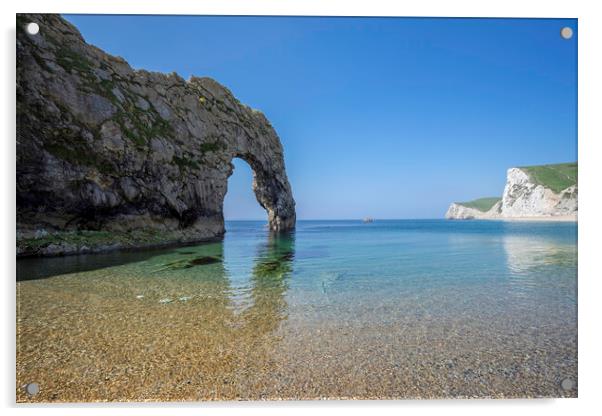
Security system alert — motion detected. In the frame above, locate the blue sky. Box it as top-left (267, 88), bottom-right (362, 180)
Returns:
top-left (64, 15), bottom-right (577, 219)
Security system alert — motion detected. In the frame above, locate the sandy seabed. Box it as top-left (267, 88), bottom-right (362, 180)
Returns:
top-left (16, 267), bottom-right (577, 402)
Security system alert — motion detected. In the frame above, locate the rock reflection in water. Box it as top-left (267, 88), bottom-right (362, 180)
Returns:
top-left (242, 231), bottom-right (295, 334)
top-left (502, 234), bottom-right (577, 306)
top-left (503, 235), bottom-right (576, 274)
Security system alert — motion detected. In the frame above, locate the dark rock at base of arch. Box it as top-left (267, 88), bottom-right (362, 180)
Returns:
top-left (16, 14), bottom-right (295, 256)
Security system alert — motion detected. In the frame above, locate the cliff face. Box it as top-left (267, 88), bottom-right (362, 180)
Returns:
top-left (446, 166), bottom-right (577, 220)
top-left (498, 168), bottom-right (577, 218)
top-left (445, 202), bottom-right (501, 220)
top-left (16, 14), bottom-right (295, 255)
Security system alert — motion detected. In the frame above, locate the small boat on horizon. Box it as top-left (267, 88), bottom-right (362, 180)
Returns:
top-left (362, 217), bottom-right (374, 223)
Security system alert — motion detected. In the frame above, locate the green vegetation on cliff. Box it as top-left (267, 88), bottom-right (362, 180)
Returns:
top-left (457, 197), bottom-right (501, 212)
top-left (520, 162), bottom-right (577, 193)
top-left (16, 229), bottom-right (210, 257)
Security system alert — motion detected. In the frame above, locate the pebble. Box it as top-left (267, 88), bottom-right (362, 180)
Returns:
top-left (136, 295), bottom-right (144, 299)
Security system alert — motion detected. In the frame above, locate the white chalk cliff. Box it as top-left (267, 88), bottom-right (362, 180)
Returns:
top-left (445, 167), bottom-right (577, 220)
top-left (445, 202), bottom-right (501, 220)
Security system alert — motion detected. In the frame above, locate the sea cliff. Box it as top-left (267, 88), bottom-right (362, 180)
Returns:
top-left (445, 163), bottom-right (577, 220)
top-left (16, 14), bottom-right (296, 256)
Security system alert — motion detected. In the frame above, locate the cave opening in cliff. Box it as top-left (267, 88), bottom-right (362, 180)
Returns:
top-left (223, 157), bottom-right (268, 222)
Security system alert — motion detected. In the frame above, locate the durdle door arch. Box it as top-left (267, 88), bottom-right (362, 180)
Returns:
top-left (16, 14), bottom-right (295, 256)
top-left (228, 150), bottom-right (296, 232)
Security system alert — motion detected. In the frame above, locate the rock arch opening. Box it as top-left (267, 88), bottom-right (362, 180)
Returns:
top-left (223, 152), bottom-right (296, 231)
top-left (224, 158), bottom-right (267, 221)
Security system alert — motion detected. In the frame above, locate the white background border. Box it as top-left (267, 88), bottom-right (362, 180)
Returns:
top-left (2, 1), bottom-right (601, 415)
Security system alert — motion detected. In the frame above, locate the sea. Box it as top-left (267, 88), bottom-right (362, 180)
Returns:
top-left (16, 220), bottom-right (578, 401)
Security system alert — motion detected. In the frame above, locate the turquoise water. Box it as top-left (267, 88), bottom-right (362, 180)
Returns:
top-left (17, 220), bottom-right (578, 400)
top-left (223, 219), bottom-right (577, 320)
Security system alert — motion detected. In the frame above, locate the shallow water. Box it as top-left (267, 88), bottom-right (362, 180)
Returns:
top-left (16, 220), bottom-right (577, 401)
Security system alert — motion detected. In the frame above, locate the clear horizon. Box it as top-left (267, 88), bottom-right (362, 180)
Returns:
top-left (63, 15), bottom-right (578, 220)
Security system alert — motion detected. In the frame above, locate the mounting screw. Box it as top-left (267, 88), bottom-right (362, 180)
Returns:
top-left (560, 27), bottom-right (573, 40)
top-left (561, 378), bottom-right (575, 391)
top-left (25, 22), bottom-right (39, 35)
top-left (25, 382), bottom-right (40, 396)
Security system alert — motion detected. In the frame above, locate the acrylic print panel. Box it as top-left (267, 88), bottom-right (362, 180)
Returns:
top-left (16, 13), bottom-right (577, 402)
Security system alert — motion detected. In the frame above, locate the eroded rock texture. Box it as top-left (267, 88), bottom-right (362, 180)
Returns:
top-left (498, 168), bottom-right (577, 218)
top-left (17, 14), bottom-right (295, 251)
top-left (444, 202), bottom-right (501, 220)
top-left (445, 167), bottom-right (577, 220)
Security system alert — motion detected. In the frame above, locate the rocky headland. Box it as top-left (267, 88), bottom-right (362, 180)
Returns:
top-left (16, 14), bottom-right (296, 256)
top-left (445, 163), bottom-right (577, 221)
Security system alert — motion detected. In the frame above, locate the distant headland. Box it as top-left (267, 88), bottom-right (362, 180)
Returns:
top-left (445, 162), bottom-right (577, 221)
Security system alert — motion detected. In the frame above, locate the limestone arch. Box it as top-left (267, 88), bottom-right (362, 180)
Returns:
top-left (226, 150), bottom-right (296, 231)
top-left (16, 14), bottom-right (296, 253)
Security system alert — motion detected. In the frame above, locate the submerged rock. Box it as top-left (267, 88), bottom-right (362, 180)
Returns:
top-left (152, 255), bottom-right (222, 272)
top-left (188, 256), bottom-right (221, 266)
top-left (16, 14), bottom-right (296, 257)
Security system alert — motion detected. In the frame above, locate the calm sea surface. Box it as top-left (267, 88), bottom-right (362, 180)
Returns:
top-left (16, 220), bottom-right (577, 401)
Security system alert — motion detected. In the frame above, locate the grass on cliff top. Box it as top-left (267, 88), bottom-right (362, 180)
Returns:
top-left (519, 162), bottom-right (577, 193)
top-left (457, 197), bottom-right (501, 212)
